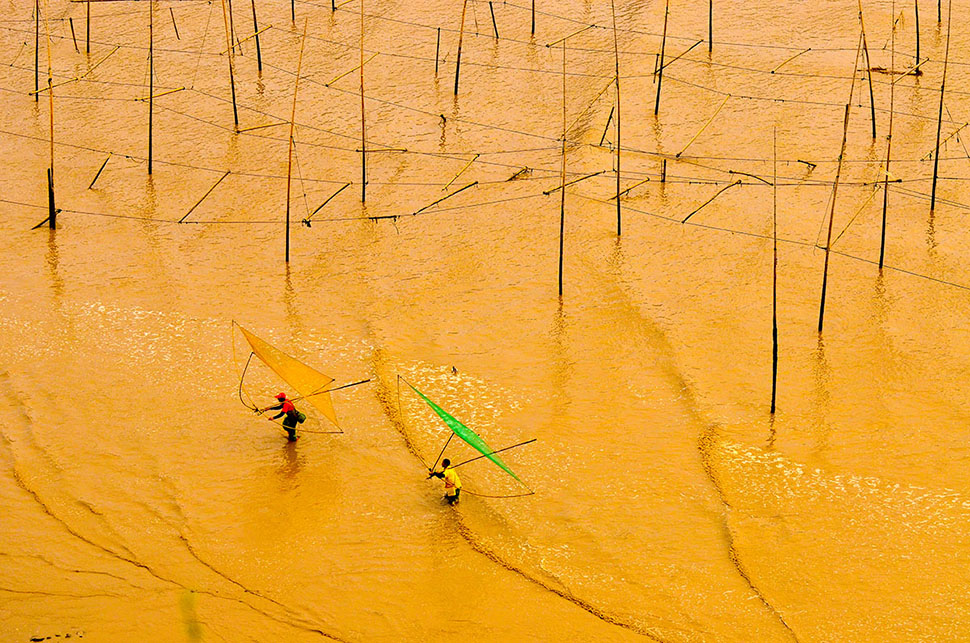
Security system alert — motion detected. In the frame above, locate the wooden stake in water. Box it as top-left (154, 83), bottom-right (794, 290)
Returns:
top-left (610, 0), bottom-right (621, 235)
top-left (86, 0), bottom-right (90, 53)
top-left (227, 0), bottom-right (242, 55)
top-left (558, 42), bottom-right (566, 297)
top-left (914, 0), bottom-right (920, 63)
top-left (708, 0), bottom-right (713, 53)
top-left (857, 0), bottom-right (876, 138)
top-left (149, 1), bottom-right (154, 175)
top-left (654, 0), bottom-right (669, 115)
top-left (930, 0), bottom-right (952, 212)
top-left (360, 0), bottom-right (367, 201)
top-left (880, 0), bottom-right (897, 270)
top-left (531, 0), bottom-right (535, 36)
top-left (489, 1), bottom-right (499, 39)
top-left (251, 0), bottom-right (262, 72)
top-left (34, 0), bottom-right (39, 102)
top-left (818, 34), bottom-right (863, 333)
top-left (771, 128), bottom-right (778, 414)
top-left (44, 9), bottom-right (55, 229)
top-left (219, 0), bottom-right (239, 130)
top-left (170, 8), bottom-right (180, 39)
top-left (454, 0), bottom-right (469, 95)
top-left (286, 19), bottom-right (308, 263)
top-left (435, 27), bottom-right (440, 76)
top-left (291, 0), bottom-right (295, 22)
top-left (69, 18), bottom-right (79, 52)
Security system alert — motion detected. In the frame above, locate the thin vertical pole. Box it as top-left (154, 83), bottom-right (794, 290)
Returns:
top-left (227, 0), bottom-right (241, 54)
top-left (489, 2), bottom-right (499, 39)
top-left (148, 1), bottom-right (153, 175)
top-left (708, 0), bottom-right (712, 53)
top-left (938, 0), bottom-right (941, 22)
top-left (34, 0), bottom-right (39, 102)
top-left (286, 19), bottom-right (308, 263)
top-left (251, 0), bottom-right (262, 72)
top-left (435, 27), bottom-right (440, 76)
top-left (930, 0), bottom-right (951, 211)
top-left (44, 7), bottom-right (55, 229)
top-left (69, 18), bottom-right (79, 52)
top-left (48, 168), bottom-right (56, 229)
top-left (531, 0), bottom-right (535, 36)
top-left (360, 0), bottom-right (367, 201)
top-left (291, 0), bottom-right (295, 22)
top-left (858, 0), bottom-right (876, 138)
top-left (771, 128), bottom-right (778, 414)
top-left (654, 0), bottom-right (669, 115)
top-left (86, 0), bottom-right (90, 54)
top-left (219, 0), bottom-right (239, 130)
top-left (454, 0), bottom-right (469, 95)
top-left (915, 0), bottom-right (920, 63)
top-left (170, 8), bottom-right (180, 39)
top-left (610, 0), bottom-right (621, 235)
top-left (558, 42), bottom-right (566, 297)
top-left (880, 0), bottom-right (897, 269)
top-left (818, 34), bottom-right (863, 333)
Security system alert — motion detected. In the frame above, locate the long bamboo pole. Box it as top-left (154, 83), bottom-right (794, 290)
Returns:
top-left (880, 0), bottom-right (897, 269)
top-left (454, 0), bottom-right (469, 95)
top-left (251, 0), bottom-right (262, 72)
top-left (360, 0), bottom-right (367, 201)
top-left (611, 0), bottom-right (621, 235)
top-left (558, 41), bottom-right (566, 297)
top-left (219, 0), bottom-right (239, 130)
top-left (285, 19), bottom-right (308, 263)
top-left (708, 0), bottom-right (713, 53)
top-left (818, 33), bottom-right (863, 333)
top-left (34, 0), bottom-right (39, 102)
top-left (148, 1), bottom-right (153, 175)
top-left (531, 0), bottom-right (535, 36)
top-left (930, 0), bottom-right (952, 212)
top-left (771, 128), bottom-right (778, 414)
top-left (654, 0), bottom-right (669, 115)
top-left (44, 4), bottom-right (55, 229)
top-left (915, 0), bottom-right (920, 63)
top-left (857, 0), bottom-right (876, 138)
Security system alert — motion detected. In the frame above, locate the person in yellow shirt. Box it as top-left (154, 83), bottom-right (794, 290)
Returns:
top-left (429, 459), bottom-right (462, 505)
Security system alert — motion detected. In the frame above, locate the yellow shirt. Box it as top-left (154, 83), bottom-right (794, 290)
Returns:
top-left (441, 467), bottom-right (462, 496)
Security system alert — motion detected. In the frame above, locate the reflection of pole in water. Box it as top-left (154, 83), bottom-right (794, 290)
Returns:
top-left (930, 0), bottom-right (952, 212)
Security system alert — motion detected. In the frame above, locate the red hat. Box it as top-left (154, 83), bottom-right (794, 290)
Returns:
top-left (275, 392), bottom-right (287, 400)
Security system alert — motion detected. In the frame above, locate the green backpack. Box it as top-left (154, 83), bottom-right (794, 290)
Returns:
top-left (296, 411), bottom-right (307, 424)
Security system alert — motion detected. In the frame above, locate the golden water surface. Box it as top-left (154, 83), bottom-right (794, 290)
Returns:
top-left (2, 0), bottom-right (970, 640)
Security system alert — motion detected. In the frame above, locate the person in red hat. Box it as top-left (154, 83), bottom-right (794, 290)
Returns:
top-left (264, 392), bottom-right (301, 441)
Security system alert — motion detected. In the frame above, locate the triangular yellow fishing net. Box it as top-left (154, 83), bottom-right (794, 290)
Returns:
top-left (238, 325), bottom-right (340, 429)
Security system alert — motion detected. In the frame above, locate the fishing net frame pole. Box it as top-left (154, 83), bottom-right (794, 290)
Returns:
top-left (399, 375), bottom-right (536, 496)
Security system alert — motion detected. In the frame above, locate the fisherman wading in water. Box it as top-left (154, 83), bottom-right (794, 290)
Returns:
top-left (429, 459), bottom-right (462, 505)
top-left (264, 392), bottom-right (302, 441)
